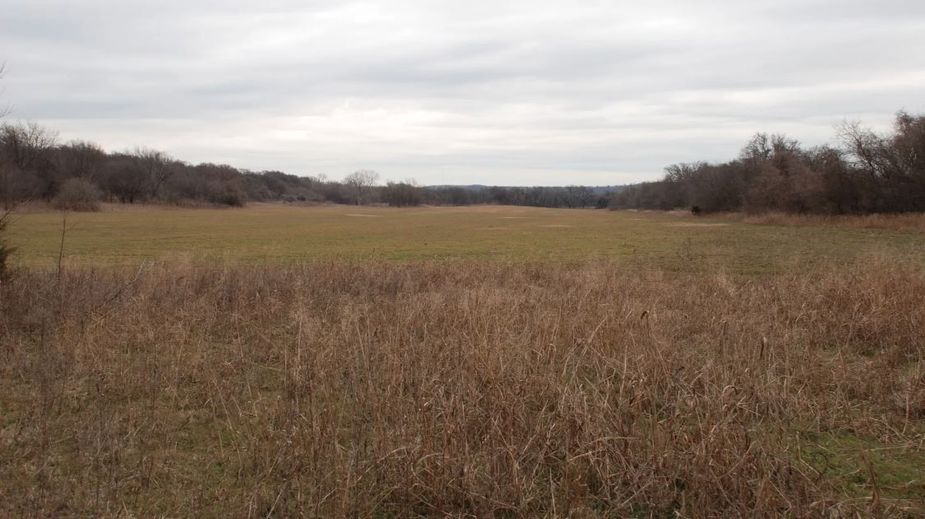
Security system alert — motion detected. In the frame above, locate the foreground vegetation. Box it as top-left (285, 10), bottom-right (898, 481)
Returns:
top-left (1, 255), bottom-right (923, 517)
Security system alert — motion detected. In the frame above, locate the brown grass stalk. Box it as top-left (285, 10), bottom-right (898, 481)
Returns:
top-left (0, 258), bottom-right (923, 517)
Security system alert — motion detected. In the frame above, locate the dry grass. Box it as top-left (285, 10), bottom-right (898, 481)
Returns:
top-left (738, 212), bottom-right (925, 233)
top-left (1, 257), bottom-right (924, 517)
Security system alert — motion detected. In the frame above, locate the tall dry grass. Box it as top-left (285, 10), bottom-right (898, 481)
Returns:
top-left (739, 212), bottom-right (925, 232)
top-left (1, 258), bottom-right (923, 517)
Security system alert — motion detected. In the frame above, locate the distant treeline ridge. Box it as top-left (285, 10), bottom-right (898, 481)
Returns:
top-left (0, 121), bottom-right (615, 210)
top-left (2, 110), bottom-right (923, 213)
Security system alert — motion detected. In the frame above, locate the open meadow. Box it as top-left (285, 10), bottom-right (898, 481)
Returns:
top-left (2, 205), bottom-right (925, 517)
top-left (8, 203), bottom-right (925, 272)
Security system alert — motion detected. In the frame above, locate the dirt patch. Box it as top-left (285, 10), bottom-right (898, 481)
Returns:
top-left (345, 213), bottom-right (382, 218)
top-left (501, 216), bottom-right (530, 219)
top-left (540, 224), bottom-right (574, 228)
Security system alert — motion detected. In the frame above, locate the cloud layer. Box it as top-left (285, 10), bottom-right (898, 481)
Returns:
top-left (2, 0), bottom-right (924, 184)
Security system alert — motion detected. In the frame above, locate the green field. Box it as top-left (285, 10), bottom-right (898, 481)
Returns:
top-left (9, 203), bottom-right (925, 272)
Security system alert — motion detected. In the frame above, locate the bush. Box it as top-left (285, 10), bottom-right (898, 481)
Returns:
top-left (209, 189), bottom-right (245, 207)
top-left (53, 178), bottom-right (102, 211)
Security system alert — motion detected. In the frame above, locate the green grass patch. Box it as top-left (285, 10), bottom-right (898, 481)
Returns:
top-left (798, 430), bottom-right (925, 511)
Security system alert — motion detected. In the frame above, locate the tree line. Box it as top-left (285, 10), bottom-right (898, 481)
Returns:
top-left (2, 104), bottom-right (922, 214)
top-left (0, 120), bottom-right (614, 210)
top-left (610, 111), bottom-right (925, 214)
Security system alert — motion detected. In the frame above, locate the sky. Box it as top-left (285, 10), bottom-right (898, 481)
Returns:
top-left (1, 0), bottom-right (924, 186)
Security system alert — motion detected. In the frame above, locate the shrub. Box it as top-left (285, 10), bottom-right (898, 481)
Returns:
top-left (53, 178), bottom-right (102, 211)
top-left (209, 189), bottom-right (245, 207)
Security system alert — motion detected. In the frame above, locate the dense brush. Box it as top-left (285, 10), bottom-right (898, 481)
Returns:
top-left (1, 258), bottom-right (923, 517)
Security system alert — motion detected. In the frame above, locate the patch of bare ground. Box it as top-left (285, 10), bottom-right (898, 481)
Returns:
top-left (1, 257), bottom-right (923, 516)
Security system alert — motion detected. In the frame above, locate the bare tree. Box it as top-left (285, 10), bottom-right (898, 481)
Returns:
top-left (0, 121), bottom-right (58, 206)
top-left (383, 178), bottom-right (423, 207)
top-left (99, 153), bottom-right (147, 204)
top-left (55, 141), bottom-right (106, 182)
top-left (837, 121), bottom-right (884, 175)
top-left (133, 148), bottom-right (173, 199)
top-left (343, 169), bottom-right (379, 205)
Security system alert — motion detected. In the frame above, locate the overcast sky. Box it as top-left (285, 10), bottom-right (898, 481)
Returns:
top-left (1, 0), bottom-right (924, 185)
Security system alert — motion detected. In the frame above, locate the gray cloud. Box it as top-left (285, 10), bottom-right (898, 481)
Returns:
top-left (2, 0), bottom-right (924, 185)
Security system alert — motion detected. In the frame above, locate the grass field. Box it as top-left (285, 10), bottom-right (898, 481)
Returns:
top-left (2, 204), bottom-right (925, 517)
top-left (9, 203), bottom-right (925, 273)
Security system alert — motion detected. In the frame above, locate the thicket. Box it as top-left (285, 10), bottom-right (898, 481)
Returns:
top-left (611, 111), bottom-right (925, 214)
